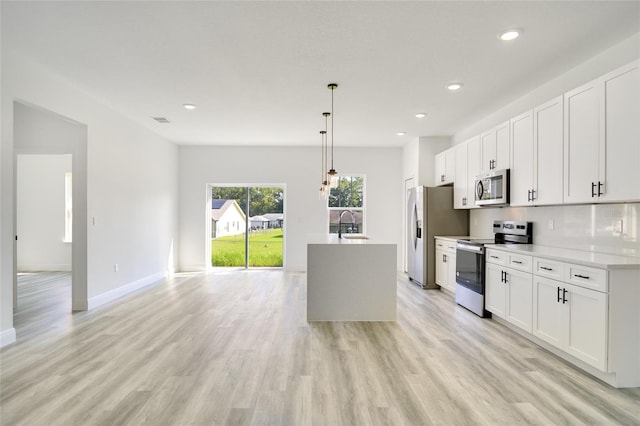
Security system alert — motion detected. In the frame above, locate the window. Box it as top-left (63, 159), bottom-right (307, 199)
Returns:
top-left (328, 175), bottom-right (365, 234)
top-left (64, 172), bottom-right (72, 242)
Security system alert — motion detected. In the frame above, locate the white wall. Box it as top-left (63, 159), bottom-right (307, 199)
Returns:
top-left (178, 146), bottom-right (403, 271)
top-left (1, 48), bottom-right (179, 345)
top-left (17, 154), bottom-right (72, 271)
top-left (402, 136), bottom-right (451, 187)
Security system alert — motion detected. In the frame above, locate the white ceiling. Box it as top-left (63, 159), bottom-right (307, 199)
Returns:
top-left (3, 1), bottom-right (639, 147)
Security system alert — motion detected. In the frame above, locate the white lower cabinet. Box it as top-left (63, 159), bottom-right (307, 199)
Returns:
top-left (485, 250), bottom-right (533, 333)
top-left (533, 275), bottom-right (607, 371)
top-left (435, 239), bottom-right (457, 293)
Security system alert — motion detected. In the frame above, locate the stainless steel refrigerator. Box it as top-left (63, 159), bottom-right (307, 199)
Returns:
top-left (407, 186), bottom-right (469, 289)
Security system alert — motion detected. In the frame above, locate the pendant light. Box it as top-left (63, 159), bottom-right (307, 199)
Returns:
top-left (327, 83), bottom-right (339, 188)
top-left (319, 112), bottom-right (331, 199)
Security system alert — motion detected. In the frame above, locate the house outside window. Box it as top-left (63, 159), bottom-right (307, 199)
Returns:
top-left (328, 175), bottom-right (365, 235)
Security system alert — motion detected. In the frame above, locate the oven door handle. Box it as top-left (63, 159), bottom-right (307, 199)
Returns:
top-left (456, 243), bottom-right (484, 253)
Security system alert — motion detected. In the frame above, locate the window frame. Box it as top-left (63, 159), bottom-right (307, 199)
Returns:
top-left (327, 174), bottom-right (366, 235)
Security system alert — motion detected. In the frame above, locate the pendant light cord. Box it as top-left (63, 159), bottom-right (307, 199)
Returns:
top-left (330, 86), bottom-right (335, 168)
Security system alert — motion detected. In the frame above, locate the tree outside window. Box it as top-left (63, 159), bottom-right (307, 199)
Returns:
top-left (328, 176), bottom-right (365, 234)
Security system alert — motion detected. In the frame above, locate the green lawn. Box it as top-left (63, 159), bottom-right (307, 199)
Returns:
top-left (212, 228), bottom-right (283, 267)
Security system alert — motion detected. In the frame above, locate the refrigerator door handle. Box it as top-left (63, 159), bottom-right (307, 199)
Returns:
top-left (411, 203), bottom-right (418, 249)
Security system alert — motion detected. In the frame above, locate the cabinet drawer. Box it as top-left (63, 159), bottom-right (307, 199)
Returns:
top-left (508, 254), bottom-right (532, 273)
top-left (435, 239), bottom-right (447, 250)
top-left (565, 264), bottom-right (608, 293)
top-left (534, 257), bottom-right (565, 280)
top-left (486, 249), bottom-right (507, 265)
top-left (445, 242), bottom-right (457, 254)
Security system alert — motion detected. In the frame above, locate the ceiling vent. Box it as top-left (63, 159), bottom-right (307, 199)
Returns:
top-left (152, 117), bottom-right (170, 123)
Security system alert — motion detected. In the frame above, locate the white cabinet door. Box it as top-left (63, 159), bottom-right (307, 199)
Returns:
top-left (599, 61), bottom-right (640, 203)
top-left (495, 121), bottom-right (511, 171)
top-left (505, 267), bottom-right (533, 333)
top-left (480, 130), bottom-right (496, 174)
top-left (564, 81), bottom-right (600, 204)
top-left (435, 248), bottom-right (447, 287)
top-left (485, 263), bottom-right (506, 318)
top-left (510, 110), bottom-right (535, 206)
top-left (480, 122), bottom-right (510, 173)
top-left (454, 143), bottom-right (468, 209)
top-left (467, 136), bottom-right (481, 208)
top-left (532, 276), bottom-right (608, 371)
top-left (564, 282), bottom-right (608, 371)
top-left (444, 149), bottom-right (455, 186)
top-left (534, 95), bottom-right (564, 205)
top-left (532, 276), bottom-right (564, 349)
top-left (435, 152), bottom-right (446, 186)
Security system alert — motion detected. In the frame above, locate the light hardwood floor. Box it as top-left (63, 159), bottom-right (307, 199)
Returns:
top-left (1, 270), bottom-right (639, 425)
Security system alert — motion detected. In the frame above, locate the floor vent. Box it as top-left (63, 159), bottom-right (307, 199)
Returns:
top-left (152, 117), bottom-right (170, 123)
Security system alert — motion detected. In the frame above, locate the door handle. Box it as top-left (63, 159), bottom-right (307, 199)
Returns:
top-left (557, 286), bottom-right (562, 303)
top-left (527, 190), bottom-right (531, 202)
top-left (597, 181), bottom-right (603, 196)
top-left (443, 254), bottom-right (447, 263)
top-left (531, 189), bottom-right (536, 201)
top-left (591, 182), bottom-right (596, 197)
top-left (562, 288), bottom-right (568, 304)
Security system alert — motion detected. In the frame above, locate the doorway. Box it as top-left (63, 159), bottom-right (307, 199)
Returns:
top-left (208, 185), bottom-right (285, 269)
top-left (13, 101), bottom-right (88, 316)
top-left (403, 177), bottom-right (415, 273)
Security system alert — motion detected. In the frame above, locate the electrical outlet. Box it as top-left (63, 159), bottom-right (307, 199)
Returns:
top-left (114, 263), bottom-right (119, 272)
top-left (614, 220), bottom-right (623, 234)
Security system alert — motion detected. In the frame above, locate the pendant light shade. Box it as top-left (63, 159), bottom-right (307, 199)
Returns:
top-left (327, 83), bottom-right (338, 188)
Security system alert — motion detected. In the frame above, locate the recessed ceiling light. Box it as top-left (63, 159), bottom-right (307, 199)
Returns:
top-left (183, 103), bottom-right (197, 110)
top-left (498, 29), bottom-right (521, 41)
top-left (415, 113), bottom-right (427, 118)
top-left (397, 132), bottom-right (406, 136)
top-left (447, 83), bottom-right (463, 91)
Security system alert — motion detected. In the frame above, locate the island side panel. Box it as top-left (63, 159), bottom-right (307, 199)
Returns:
top-left (307, 243), bottom-right (397, 321)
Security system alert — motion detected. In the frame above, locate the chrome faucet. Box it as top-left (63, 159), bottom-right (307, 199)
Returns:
top-left (338, 210), bottom-right (355, 238)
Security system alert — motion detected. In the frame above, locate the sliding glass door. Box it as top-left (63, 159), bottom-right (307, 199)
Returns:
top-left (210, 186), bottom-right (284, 268)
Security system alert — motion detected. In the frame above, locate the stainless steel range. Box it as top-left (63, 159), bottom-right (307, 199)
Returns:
top-left (455, 220), bottom-right (532, 317)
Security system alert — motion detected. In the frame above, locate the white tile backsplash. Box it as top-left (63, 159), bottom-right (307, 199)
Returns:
top-left (470, 203), bottom-right (640, 258)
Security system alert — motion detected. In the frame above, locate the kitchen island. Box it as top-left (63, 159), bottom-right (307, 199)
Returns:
top-left (307, 235), bottom-right (397, 321)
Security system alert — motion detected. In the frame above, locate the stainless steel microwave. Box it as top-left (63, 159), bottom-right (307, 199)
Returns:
top-left (475, 169), bottom-right (510, 206)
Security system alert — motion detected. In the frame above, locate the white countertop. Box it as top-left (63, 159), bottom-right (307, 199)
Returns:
top-left (485, 243), bottom-right (640, 269)
top-left (307, 234), bottom-right (394, 245)
top-left (434, 235), bottom-right (469, 242)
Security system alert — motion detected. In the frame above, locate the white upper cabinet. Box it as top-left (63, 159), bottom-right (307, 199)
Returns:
top-left (435, 148), bottom-right (455, 186)
top-left (467, 136), bottom-right (481, 208)
top-left (510, 96), bottom-right (564, 207)
top-left (564, 60), bottom-right (640, 204)
top-left (599, 61), bottom-right (640, 203)
top-left (481, 121), bottom-right (510, 173)
top-left (510, 110), bottom-right (535, 206)
top-left (453, 143), bottom-right (468, 208)
top-left (533, 96), bottom-right (564, 206)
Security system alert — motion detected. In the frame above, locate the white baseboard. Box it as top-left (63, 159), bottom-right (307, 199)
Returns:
top-left (0, 328), bottom-right (17, 348)
top-left (179, 265), bottom-right (207, 272)
top-left (87, 272), bottom-right (166, 310)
